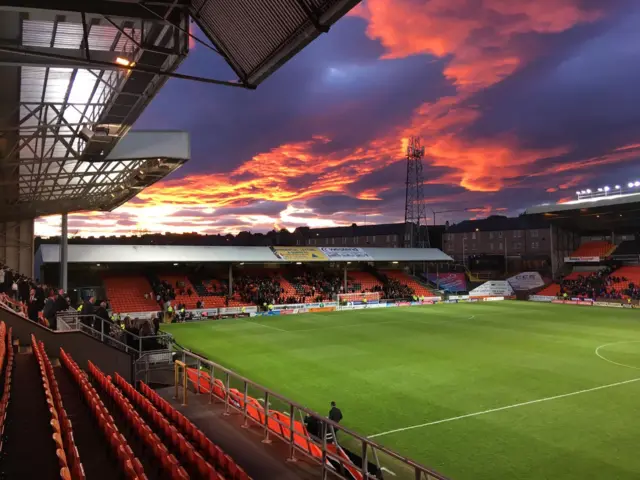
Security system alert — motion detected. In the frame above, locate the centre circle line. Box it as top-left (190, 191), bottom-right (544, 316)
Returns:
top-left (595, 340), bottom-right (640, 371)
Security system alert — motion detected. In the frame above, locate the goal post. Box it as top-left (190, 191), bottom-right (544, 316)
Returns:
top-left (337, 292), bottom-right (382, 305)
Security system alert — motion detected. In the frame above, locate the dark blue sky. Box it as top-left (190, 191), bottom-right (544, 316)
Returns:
top-left (36, 0), bottom-right (640, 236)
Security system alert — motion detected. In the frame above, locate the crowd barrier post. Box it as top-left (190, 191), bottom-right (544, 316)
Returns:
top-left (262, 390), bottom-right (271, 444)
top-left (208, 363), bottom-right (215, 404)
top-left (223, 371), bottom-right (231, 415)
top-left (287, 403), bottom-right (296, 462)
top-left (242, 381), bottom-right (249, 428)
top-left (195, 357), bottom-right (201, 396)
top-left (174, 359), bottom-right (187, 406)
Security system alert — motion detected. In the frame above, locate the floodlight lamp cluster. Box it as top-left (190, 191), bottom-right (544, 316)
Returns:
top-left (575, 182), bottom-right (631, 200)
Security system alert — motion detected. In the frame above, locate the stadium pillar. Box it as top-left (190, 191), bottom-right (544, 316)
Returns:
top-left (60, 213), bottom-right (68, 292)
top-left (228, 264), bottom-right (233, 297)
top-left (343, 264), bottom-right (347, 293)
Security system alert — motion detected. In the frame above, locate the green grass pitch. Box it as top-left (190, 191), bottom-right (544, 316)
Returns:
top-left (162, 301), bottom-right (640, 479)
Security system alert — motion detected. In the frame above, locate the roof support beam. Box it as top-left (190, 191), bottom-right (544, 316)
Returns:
top-left (0, 45), bottom-right (248, 87)
top-left (0, 0), bottom-right (187, 22)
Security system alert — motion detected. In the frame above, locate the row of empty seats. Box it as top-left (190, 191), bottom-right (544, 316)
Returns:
top-left (114, 373), bottom-right (235, 480)
top-left (32, 335), bottom-right (84, 480)
top-left (88, 361), bottom-right (190, 479)
top-left (60, 349), bottom-right (146, 479)
top-left (138, 381), bottom-right (250, 480)
top-left (103, 276), bottom-right (159, 313)
top-left (0, 323), bottom-right (12, 452)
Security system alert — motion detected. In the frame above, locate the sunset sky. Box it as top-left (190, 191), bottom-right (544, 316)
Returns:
top-left (35, 0), bottom-right (640, 237)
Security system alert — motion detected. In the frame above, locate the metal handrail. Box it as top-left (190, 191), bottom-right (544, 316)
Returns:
top-left (55, 312), bottom-right (172, 355)
top-left (165, 348), bottom-right (449, 480)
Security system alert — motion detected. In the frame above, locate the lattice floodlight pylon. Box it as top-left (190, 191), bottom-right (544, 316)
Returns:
top-left (404, 136), bottom-right (429, 248)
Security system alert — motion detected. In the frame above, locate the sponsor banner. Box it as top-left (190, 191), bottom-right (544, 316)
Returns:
top-left (278, 309), bottom-right (298, 315)
top-left (272, 246), bottom-right (328, 262)
top-left (594, 301), bottom-right (624, 308)
top-left (507, 272), bottom-right (545, 291)
top-left (425, 273), bottom-right (467, 292)
top-left (422, 300), bottom-right (435, 305)
top-left (338, 303), bottom-right (385, 311)
top-left (529, 295), bottom-right (555, 302)
top-left (571, 298), bottom-right (593, 304)
top-left (469, 281), bottom-right (514, 297)
top-left (274, 303), bottom-right (306, 310)
top-left (563, 256), bottom-right (600, 262)
top-left (552, 299), bottom-right (564, 304)
top-left (308, 307), bottom-right (336, 313)
top-left (467, 298), bottom-right (478, 303)
top-left (218, 306), bottom-right (258, 315)
top-left (423, 296), bottom-right (442, 302)
top-left (623, 304), bottom-right (633, 309)
top-left (449, 295), bottom-right (470, 301)
top-left (482, 296), bottom-right (505, 302)
top-left (318, 247), bottom-right (373, 261)
top-left (397, 302), bottom-right (411, 307)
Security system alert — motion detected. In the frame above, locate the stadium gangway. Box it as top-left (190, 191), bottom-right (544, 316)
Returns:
top-left (57, 313), bottom-right (172, 357)
top-left (144, 348), bottom-right (450, 480)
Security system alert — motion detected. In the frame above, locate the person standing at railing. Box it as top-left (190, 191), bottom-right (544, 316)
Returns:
top-left (43, 293), bottom-right (56, 329)
top-left (27, 289), bottom-right (39, 323)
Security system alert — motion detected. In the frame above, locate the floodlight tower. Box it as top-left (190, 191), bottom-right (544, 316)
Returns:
top-left (404, 136), bottom-right (430, 248)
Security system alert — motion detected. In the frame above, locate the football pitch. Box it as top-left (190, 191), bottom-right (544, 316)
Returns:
top-left (163, 301), bottom-right (640, 479)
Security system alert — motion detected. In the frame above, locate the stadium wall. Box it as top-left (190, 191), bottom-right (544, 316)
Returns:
top-left (0, 219), bottom-right (34, 277)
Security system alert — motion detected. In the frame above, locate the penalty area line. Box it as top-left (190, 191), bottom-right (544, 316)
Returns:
top-left (368, 376), bottom-right (640, 439)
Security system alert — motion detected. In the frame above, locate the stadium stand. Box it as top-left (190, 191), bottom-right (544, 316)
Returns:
top-left (606, 266), bottom-right (640, 298)
top-left (537, 283), bottom-right (561, 297)
top-left (155, 274), bottom-right (203, 310)
top-left (347, 271), bottom-right (382, 292)
top-left (103, 276), bottom-right (158, 313)
top-left (569, 241), bottom-right (616, 258)
top-left (383, 270), bottom-right (435, 297)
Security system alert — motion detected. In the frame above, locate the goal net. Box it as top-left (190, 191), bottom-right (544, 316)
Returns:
top-left (337, 292), bottom-right (381, 304)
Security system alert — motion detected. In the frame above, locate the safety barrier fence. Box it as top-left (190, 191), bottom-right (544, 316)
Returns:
top-left (56, 313), bottom-right (173, 356)
top-left (143, 349), bottom-right (449, 480)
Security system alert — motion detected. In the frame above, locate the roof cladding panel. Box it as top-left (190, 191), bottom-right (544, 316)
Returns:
top-left (190, 0), bottom-right (361, 86)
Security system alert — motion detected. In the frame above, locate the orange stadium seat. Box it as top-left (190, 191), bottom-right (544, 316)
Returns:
top-left (537, 283), bottom-right (561, 296)
top-left (383, 270), bottom-right (435, 297)
top-left (103, 276), bottom-right (158, 313)
top-left (347, 271), bottom-right (382, 292)
top-left (569, 241), bottom-right (615, 258)
top-left (607, 266), bottom-right (640, 295)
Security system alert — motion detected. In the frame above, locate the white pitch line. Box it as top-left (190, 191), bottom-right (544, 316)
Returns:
top-left (595, 340), bottom-right (640, 371)
top-left (242, 320), bottom-right (288, 333)
top-left (368, 376), bottom-right (640, 439)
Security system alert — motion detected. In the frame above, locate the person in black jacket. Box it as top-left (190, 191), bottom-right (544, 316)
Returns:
top-left (27, 288), bottom-right (40, 322)
top-left (329, 401), bottom-right (343, 424)
top-left (54, 289), bottom-right (68, 314)
top-left (43, 295), bottom-right (56, 329)
top-left (80, 297), bottom-right (96, 328)
top-left (94, 301), bottom-right (111, 334)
